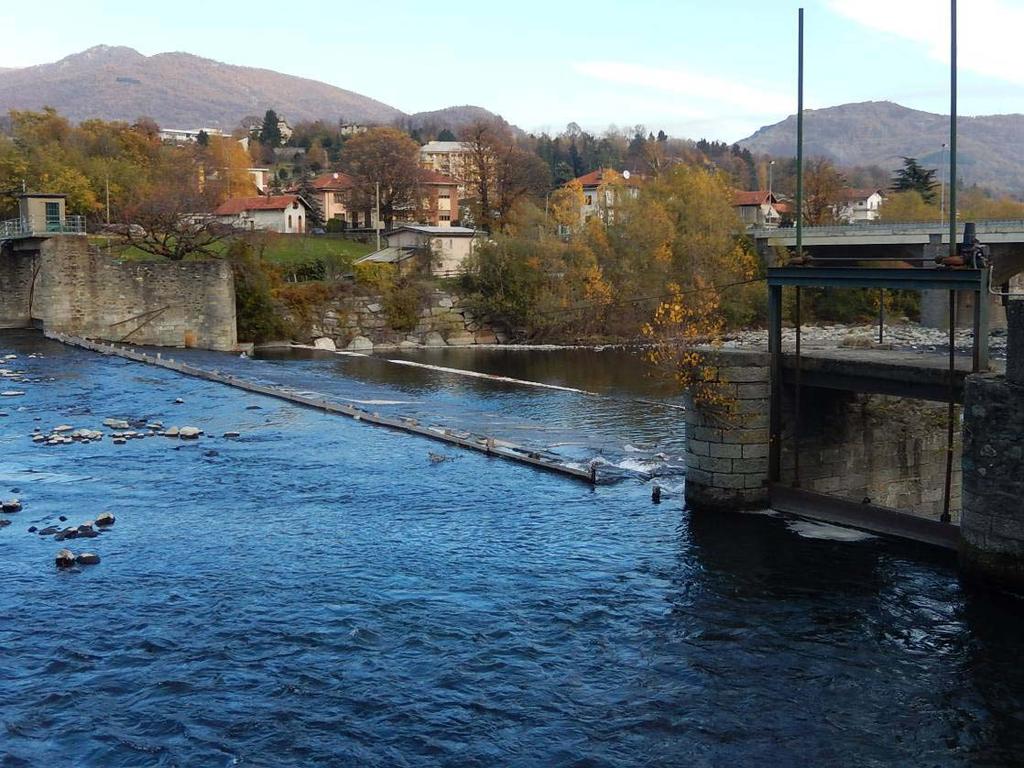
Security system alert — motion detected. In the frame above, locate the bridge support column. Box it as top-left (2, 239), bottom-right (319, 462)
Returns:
top-left (960, 300), bottom-right (1024, 590)
top-left (684, 350), bottom-right (771, 511)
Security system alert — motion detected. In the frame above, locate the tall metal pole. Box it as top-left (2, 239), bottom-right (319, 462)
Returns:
top-left (375, 181), bottom-right (381, 251)
top-left (941, 0), bottom-right (958, 525)
top-left (949, 0), bottom-right (958, 257)
top-left (940, 143), bottom-right (946, 227)
top-left (796, 8), bottom-right (804, 257)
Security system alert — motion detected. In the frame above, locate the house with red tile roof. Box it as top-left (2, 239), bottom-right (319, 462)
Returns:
top-left (733, 190), bottom-right (782, 229)
top-left (212, 194), bottom-right (312, 233)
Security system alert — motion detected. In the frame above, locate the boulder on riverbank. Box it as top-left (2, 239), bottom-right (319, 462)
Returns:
top-left (2, 499), bottom-right (22, 513)
top-left (346, 336), bottom-right (373, 352)
top-left (179, 426), bottom-right (201, 439)
top-left (313, 337), bottom-right (337, 351)
top-left (95, 512), bottom-right (115, 527)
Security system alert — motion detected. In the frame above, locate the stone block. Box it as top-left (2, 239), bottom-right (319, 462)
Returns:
top-left (689, 426), bottom-right (723, 443)
top-left (697, 456), bottom-right (734, 474)
top-left (741, 443), bottom-right (769, 459)
top-left (710, 443), bottom-right (743, 459)
top-left (686, 439), bottom-right (711, 457)
top-left (710, 473), bottom-right (748, 490)
top-left (736, 384), bottom-right (771, 399)
top-left (718, 366), bottom-right (770, 384)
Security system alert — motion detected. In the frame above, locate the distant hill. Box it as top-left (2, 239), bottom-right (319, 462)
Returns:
top-left (739, 101), bottom-right (1024, 196)
top-left (0, 46), bottom-right (503, 134)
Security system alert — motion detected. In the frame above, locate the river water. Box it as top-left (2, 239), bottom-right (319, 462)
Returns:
top-left (2, 331), bottom-right (1024, 767)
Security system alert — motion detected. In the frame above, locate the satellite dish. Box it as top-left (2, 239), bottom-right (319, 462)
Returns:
top-left (622, 170), bottom-right (631, 180)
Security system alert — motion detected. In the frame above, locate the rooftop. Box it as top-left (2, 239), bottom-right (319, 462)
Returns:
top-left (213, 195), bottom-right (307, 215)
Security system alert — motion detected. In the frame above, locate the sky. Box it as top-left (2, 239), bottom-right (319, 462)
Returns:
top-left (2, 0), bottom-right (1024, 142)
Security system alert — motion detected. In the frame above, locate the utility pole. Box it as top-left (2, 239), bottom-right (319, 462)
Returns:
top-left (940, 143), bottom-right (946, 227)
top-left (105, 173), bottom-right (111, 226)
top-left (375, 181), bottom-right (381, 251)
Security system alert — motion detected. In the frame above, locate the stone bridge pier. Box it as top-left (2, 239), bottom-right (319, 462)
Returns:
top-left (960, 300), bottom-right (1024, 590)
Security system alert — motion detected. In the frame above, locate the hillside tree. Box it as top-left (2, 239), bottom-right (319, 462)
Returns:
top-left (891, 157), bottom-right (938, 203)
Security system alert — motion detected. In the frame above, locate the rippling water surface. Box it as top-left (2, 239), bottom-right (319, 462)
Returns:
top-left (2, 332), bottom-right (1024, 767)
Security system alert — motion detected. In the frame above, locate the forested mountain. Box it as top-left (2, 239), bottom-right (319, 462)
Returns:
top-left (739, 101), bottom-right (1024, 196)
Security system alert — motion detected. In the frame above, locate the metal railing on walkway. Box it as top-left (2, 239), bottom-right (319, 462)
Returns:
top-left (0, 216), bottom-right (88, 241)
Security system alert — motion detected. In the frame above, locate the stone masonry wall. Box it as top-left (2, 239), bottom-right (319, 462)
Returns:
top-left (0, 246), bottom-right (36, 329)
top-left (780, 390), bottom-right (962, 520)
top-left (26, 236), bottom-right (237, 351)
top-left (960, 300), bottom-right (1024, 589)
top-left (312, 289), bottom-right (505, 352)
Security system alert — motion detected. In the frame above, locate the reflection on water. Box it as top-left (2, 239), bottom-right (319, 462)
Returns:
top-left (2, 331), bottom-right (1024, 766)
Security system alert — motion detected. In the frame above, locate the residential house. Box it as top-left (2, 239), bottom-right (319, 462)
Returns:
top-left (420, 141), bottom-right (473, 180)
top-left (835, 188), bottom-right (885, 223)
top-left (339, 124), bottom-right (370, 136)
top-left (575, 169), bottom-right (641, 224)
top-left (213, 194), bottom-right (312, 234)
top-left (353, 225), bottom-right (478, 277)
top-left (733, 190), bottom-right (782, 229)
top-left (418, 170), bottom-right (460, 227)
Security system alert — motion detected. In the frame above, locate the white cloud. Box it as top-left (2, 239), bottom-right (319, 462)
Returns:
top-left (827, 0), bottom-right (1024, 86)
top-left (572, 60), bottom-right (793, 116)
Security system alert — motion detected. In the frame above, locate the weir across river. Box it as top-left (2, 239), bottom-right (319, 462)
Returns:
top-left (45, 332), bottom-right (600, 484)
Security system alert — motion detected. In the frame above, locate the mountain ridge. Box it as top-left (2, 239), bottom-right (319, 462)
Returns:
top-left (738, 100), bottom-right (1024, 196)
top-left (0, 45), bottom-right (501, 133)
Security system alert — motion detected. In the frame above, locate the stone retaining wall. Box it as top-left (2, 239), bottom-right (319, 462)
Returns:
top-left (1, 236), bottom-right (237, 351)
top-left (312, 290), bottom-right (505, 352)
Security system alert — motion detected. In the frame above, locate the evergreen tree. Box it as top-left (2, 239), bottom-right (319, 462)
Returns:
top-left (196, 130), bottom-right (209, 147)
top-left (891, 157), bottom-right (938, 203)
top-left (259, 109), bottom-right (283, 148)
top-left (437, 128), bottom-right (457, 141)
top-left (297, 174), bottom-right (325, 229)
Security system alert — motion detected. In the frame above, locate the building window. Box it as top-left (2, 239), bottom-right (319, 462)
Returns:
top-left (333, 193), bottom-right (345, 204)
top-left (585, 194), bottom-right (593, 206)
top-left (288, 214), bottom-right (293, 229)
top-left (438, 192), bottom-right (450, 200)
top-left (440, 214), bottom-right (451, 221)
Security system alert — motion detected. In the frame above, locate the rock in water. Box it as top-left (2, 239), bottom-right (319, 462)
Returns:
top-left (174, 398), bottom-right (184, 404)
top-left (95, 512), bottom-right (115, 527)
top-left (179, 427), bottom-right (201, 439)
top-left (38, 526), bottom-right (61, 536)
top-left (55, 549), bottom-right (76, 568)
top-left (102, 418), bottom-right (130, 430)
top-left (76, 553), bottom-right (100, 565)
top-left (163, 427), bottom-right (180, 438)
top-left (2, 499), bottom-right (22, 513)
top-left (0, 519), bottom-right (10, 529)
top-left (223, 432), bottom-right (240, 439)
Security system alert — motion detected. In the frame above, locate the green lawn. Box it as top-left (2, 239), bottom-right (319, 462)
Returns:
top-left (90, 233), bottom-right (374, 268)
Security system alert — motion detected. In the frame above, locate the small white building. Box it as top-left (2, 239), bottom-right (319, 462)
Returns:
top-left (213, 194), bottom-right (312, 234)
top-left (835, 188), bottom-right (886, 223)
top-left (159, 127), bottom-right (228, 144)
top-left (354, 225), bottom-right (478, 277)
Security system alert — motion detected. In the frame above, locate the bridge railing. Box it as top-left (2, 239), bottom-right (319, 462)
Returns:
top-left (750, 219), bottom-right (1024, 239)
top-left (0, 216), bottom-right (88, 241)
